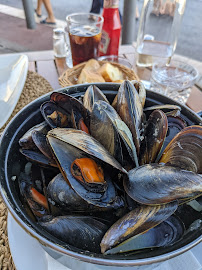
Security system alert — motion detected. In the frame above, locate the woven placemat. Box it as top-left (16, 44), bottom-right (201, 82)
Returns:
top-left (0, 71), bottom-right (53, 270)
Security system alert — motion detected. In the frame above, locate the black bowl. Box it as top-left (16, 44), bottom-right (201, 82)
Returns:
top-left (0, 83), bottom-right (202, 268)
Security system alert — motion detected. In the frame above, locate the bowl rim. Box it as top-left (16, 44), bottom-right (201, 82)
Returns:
top-left (0, 83), bottom-right (202, 267)
top-left (6, 206), bottom-right (202, 267)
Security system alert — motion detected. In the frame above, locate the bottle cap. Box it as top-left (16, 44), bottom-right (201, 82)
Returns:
top-left (104, 0), bottom-right (119, 8)
top-left (53, 28), bottom-right (65, 35)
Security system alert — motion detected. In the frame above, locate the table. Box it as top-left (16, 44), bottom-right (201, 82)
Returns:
top-left (24, 45), bottom-right (202, 113)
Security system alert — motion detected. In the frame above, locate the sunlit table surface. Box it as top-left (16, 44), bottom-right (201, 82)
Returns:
top-left (4, 45), bottom-right (200, 113)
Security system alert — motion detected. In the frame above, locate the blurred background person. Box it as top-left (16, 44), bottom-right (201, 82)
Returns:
top-left (90, 0), bottom-right (123, 23)
top-left (35, 0), bottom-right (56, 25)
top-left (90, 0), bottom-right (103, 13)
top-left (90, 0), bottom-right (139, 21)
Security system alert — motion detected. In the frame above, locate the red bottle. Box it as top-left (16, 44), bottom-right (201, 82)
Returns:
top-left (99, 0), bottom-right (122, 56)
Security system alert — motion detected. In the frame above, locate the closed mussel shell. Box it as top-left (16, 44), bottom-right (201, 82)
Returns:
top-left (91, 101), bottom-right (139, 167)
top-left (100, 202), bottom-right (178, 253)
top-left (124, 164), bottom-right (202, 205)
top-left (19, 121), bottom-right (49, 149)
top-left (131, 80), bottom-right (146, 108)
top-left (105, 215), bottom-right (184, 254)
top-left (90, 101), bottom-right (123, 165)
top-left (139, 110), bottom-right (168, 165)
top-left (19, 148), bottom-right (57, 168)
top-left (19, 121), bottom-right (56, 167)
top-left (47, 173), bottom-right (91, 211)
top-left (47, 173), bottom-right (108, 212)
top-left (38, 215), bottom-right (108, 253)
top-left (160, 125), bottom-right (202, 173)
top-left (32, 130), bottom-right (53, 160)
top-left (112, 80), bottom-right (146, 110)
top-left (83, 85), bottom-right (109, 112)
top-left (116, 80), bottom-right (143, 155)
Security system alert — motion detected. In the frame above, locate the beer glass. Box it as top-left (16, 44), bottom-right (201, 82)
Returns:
top-left (66, 13), bottom-right (104, 66)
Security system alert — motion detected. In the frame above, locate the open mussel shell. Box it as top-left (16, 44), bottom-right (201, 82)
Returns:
top-left (40, 101), bottom-right (70, 128)
top-left (47, 128), bottom-right (126, 174)
top-left (18, 172), bottom-right (49, 218)
top-left (50, 92), bottom-right (90, 129)
top-left (124, 164), bottom-right (202, 205)
top-left (100, 201), bottom-right (178, 253)
top-left (105, 215), bottom-right (184, 254)
top-left (47, 129), bottom-right (125, 209)
top-left (176, 204), bottom-right (202, 230)
top-left (38, 215), bottom-right (108, 253)
top-left (144, 104), bottom-right (181, 117)
top-left (116, 80), bottom-right (143, 155)
top-left (156, 115), bottom-right (186, 161)
top-left (83, 85), bottom-right (109, 112)
top-left (160, 125), bottom-right (202, 173)
top-left (139, 110), bottom-right (168, 165)
top-left (41, 92), bottom-right (90, 131)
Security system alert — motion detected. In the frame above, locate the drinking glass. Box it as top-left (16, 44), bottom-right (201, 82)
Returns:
top-left (66, 13), bottom-right (104, 66)
top-left (150, 60), bottom-right (198, 104)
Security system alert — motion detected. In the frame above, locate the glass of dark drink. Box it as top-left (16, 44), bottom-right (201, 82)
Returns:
top-left (66, 13), bottom-right (104, 66)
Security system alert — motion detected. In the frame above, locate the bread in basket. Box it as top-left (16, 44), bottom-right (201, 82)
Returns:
top-left (59, 59), bottom-right (139, 87)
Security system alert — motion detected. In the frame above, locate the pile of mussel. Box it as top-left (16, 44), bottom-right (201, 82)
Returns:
top-left (18, 80), bottom-right (202, 255)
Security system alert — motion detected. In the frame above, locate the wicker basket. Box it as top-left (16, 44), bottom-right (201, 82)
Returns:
top-left (59, 60), bottom-right (139, 87)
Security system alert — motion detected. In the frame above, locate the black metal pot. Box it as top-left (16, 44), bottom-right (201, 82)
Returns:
top-left (0, 83), bottom-right (201, 268)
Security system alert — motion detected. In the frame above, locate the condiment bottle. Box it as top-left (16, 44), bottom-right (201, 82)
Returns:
top-left (136, 0), bottom-right (186, 67)
top-left (99, 0), bottom-right (122, 56)
top-left (53, 28), bottom-right (69, 58)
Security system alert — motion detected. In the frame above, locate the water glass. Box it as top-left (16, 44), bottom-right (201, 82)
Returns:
top-left (150, 60), bottom-right (198, 104)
